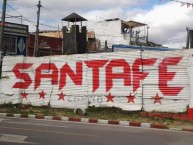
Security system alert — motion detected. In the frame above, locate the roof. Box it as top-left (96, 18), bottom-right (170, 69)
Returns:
top-left (62, 13), bottom-right (87, 22)
top-left (105, 18), bottom-right (120, 22)
top-left (87, 31), bottom-right (95, 38)
top-left (123, 20), bottom-right (147, 28)
top-left (112, 45), bottom-right (180, 52)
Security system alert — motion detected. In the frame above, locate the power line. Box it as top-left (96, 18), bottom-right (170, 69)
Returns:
top-left (151, 37), bottom-right (185, 44)
top-left (6, 3), bottom-right (36, 27)
top-left (5, 3), bottom-right (59, 30)
top-left (1, 13), bottom-right (59, 29)
top-left (0, 12), bottom-right (19, 17)
top-left (41, 6), bottom-right (62, 21)
top-left (15, 5), bottom-right (36, 10)
top-left (160, 0), bottom-right (193, 8)
top-left (41, 6), bottom-right (62, 30)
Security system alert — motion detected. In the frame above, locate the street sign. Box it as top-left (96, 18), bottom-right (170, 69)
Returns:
top-left (0, 21), bottom-right (28, 36)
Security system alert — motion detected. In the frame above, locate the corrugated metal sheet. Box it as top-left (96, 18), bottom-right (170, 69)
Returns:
top-left (0, 50), bottom-right (193, 112)
top-left (142, 50), bottom-right (191, 112)
top-left (87, 51), bottom-right (142, 110)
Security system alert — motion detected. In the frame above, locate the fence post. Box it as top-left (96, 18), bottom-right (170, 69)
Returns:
top-left (105, 40), bottom-right (107, 52)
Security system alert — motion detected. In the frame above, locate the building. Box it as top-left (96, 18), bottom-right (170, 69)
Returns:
top-left (62, 13), bottom-right (87, 54)
top-left (28, 34), bottom-right (62, 56)
top-left (26, 17), bottom-right (164, 55)
top-left (39, 30), bottom-right (63, 38)
top-left (0, 21), bottom-right (28, 56)
top-left (0, 21), bottom-right (29, 76)
top-left (92, 18), bottom-right (159, 49)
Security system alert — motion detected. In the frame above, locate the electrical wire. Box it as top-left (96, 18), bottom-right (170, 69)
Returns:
top-left (152, 37), bottom-right (186, 44)
top-left (5, 3), bottom-right (60, 30)
top-left (41, 6), bottom-right (62, 21)
top-left (41, 6), bottom-right (66, 30)
top-left (6, 3), bottom-right (36, 27)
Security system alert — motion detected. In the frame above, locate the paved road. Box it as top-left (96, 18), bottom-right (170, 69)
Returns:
top-left (0, 117), bottom-right (193, 145)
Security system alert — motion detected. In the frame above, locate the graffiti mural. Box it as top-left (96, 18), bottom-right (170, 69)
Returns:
top-left (0, 50), bottom-right (192, 113)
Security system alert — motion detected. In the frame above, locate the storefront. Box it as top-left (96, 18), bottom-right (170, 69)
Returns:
top-left (0, 21), bottom-right (28, 56)
top-left (0, 21), bottom-right (28, 76)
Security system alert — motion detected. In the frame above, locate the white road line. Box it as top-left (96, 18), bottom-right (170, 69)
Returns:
top-left (0, 118), bottom-right (9, 122)
top-left (0, 133), bottom-right (36, 144)
top-left (3, 121), bottom-right (68, 128)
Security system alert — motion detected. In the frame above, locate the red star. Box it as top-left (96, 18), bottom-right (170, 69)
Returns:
top-left (0, 22), bottom-right (4, 27)
top-left (127, 93), bottom-right (135, 103)
top-left (106, 93), bottom-right (114, 102)
top-left (152, 93), bottom-right (163, 104)
top-left (58, 91), bottom-right (65, 101)
top-left (39, 90), bottom-right (46, 99)
top-left (21, 91), bottom-right (28, 99)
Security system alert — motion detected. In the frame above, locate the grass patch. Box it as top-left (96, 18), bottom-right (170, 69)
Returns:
top-left (0, 104), bottom-right (193, 129)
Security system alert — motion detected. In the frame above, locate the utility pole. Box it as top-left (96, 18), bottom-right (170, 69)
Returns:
top-left (0, 0), bottom-right (7, 53)
top-left (33, 0), bottom-right (42, 57)
top-left (146, 25), bottom-right (150, 45)
top-left (186, 27), bottom-right (190, 49)
top-left (0, 0), bottom-right (7, 77)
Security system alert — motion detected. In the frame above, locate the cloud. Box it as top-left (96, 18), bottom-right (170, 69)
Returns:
top-left (11, 0), bottom-right (147, 11)
top-left (6, 0), bottom-right (147, 30)
top-left (130, 1), bottom-right (193, 48)
top-left (4, 0), bottom-right (193, 48)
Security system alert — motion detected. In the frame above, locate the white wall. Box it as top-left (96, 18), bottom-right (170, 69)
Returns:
top-left (93, 20), bottom-right (147, 47)
top-left (0, 50), bottom-right (193, 113)
top-left (93, 20), bottom-right (130, 46)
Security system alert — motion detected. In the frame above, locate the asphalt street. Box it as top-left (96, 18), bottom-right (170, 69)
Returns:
top-left (0, 117), bottom-right (193, 145)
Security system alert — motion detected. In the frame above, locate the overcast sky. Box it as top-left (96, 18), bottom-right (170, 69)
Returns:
top-left (1, 0), bottom-right (193, 48)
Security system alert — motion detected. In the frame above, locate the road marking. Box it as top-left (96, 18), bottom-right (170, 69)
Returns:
top-left (0, 126), bottom-right (100, 138)
top-left (4, 121), bottom-right (68, 129)
top-left (0, 133), bottom-right (36, 144)
top-left (0, 118), bottom-right (9, 122)
top-left (3, 116), bottom-right (190, 134)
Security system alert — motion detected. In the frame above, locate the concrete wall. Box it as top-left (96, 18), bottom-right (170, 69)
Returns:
top-left (0, 50), bottom-right (193, 115)
top-left (93, 20), bottom-right (130, 46)
top-left (93, 20), bottom-right (146, 47)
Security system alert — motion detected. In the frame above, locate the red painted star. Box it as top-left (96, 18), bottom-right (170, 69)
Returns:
top-left (127, 93), bottom-right (135, 103)
top-left (39, 90), bottom-right (46, 99)
top-left (106, 93), bottom-right (114, 102)
top-left (58, 91), bottom-right (65, 101)
top-left (0, 22), bottom-right (4, 27)
top-left (21, 91), bottom-right (28, 99)
top-left (152, 93), bottom-right (163, 104)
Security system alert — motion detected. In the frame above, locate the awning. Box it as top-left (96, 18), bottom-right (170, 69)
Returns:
top-left (122, 20), bottom-right (147, 28)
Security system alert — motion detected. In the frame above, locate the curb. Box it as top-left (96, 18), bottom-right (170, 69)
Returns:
top-left (0, 113), bottom-right (193, 132)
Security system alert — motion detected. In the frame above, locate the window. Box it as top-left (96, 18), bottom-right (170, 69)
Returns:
top-left (3, 35), bottom-right (17, 54)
